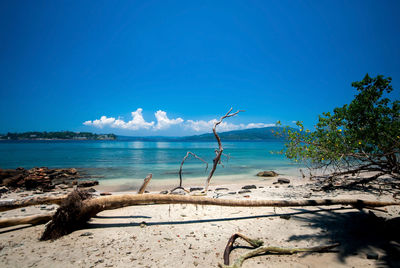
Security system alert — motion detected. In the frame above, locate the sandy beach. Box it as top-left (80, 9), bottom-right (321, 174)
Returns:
top-left (1, 174), bottom-right (400, 268)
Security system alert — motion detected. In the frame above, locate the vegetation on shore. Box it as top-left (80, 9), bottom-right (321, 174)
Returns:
top-left (280, 74), bottom-right (399, 186)
top-left (0, 131), bottom-right (116, 140)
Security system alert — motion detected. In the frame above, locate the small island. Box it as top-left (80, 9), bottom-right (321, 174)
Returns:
top-left (0, 131), bottom-right (116, 141)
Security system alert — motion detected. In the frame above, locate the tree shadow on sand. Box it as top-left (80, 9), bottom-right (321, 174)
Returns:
top-left (289, 208), bottom-right (400, 267)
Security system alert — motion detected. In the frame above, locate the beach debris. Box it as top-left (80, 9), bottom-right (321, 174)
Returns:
top-left (366, 252), bottom-right (379, 260)
top-left (204, 108), bottom-right (243, 192)
top-left (238, 190), bottom-right (251, 194)
top-left (277, 178), bottom-right (290, 184)
top-left (227, 192), bottom-right (237, 195)
top-left (159, 190), bottom-right (169, 194)
top-left (170, 188), bottom-right (186, 195)
top-left (280, 215), bottom-right (291, 220)
top-left (190, 187), bottom-right (204, 192)
top-left (100, 192), bottom-right (112, 196)
top-left (241, 185), bottom-right (256, 190)
top-left (215, 187), bottom-right (229, 191)
top-left (0, 213), bottom-right (53, 228)
top-left (137, 174), bottom-right (152, 194)
top-left (3, 189), bottom-right (399, 237)
top-left (77, 180), bottom-right (99, 188)
top-left (219, 232), bottom-right (339, 268)
top-left (257, 171), bottom-right (278, 177)
top-left (171, 152), bottom-right (208, 193)
top-left (79, 232), bottom-right (93, 237)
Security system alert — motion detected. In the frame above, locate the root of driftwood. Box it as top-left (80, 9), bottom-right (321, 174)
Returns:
top-left (40, 190), bottom-right (93, 241)
top-left (0, 195), bottom-right (67, 212)
top-left (0, 213), bottom-right (53, 228)
top-left (37, 190), bottom-right (400, 240)
top-left (220, 232), bottom-right (339, 268)
top-left (137, 174), bottom-right (152, 194)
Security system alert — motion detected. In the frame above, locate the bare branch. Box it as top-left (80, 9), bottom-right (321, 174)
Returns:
top-left (137, 174), bottom-right (152, 194)
top-left (204, 108), bottom-right (244, 192)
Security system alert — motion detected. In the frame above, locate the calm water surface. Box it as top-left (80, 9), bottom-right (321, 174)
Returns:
top-left (0, 140), bottom-right (300, 185)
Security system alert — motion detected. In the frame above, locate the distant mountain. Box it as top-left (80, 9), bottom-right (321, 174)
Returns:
top-left (181, 127), bottom-right (285, 141)
top-left (118, 127), bottom-right (287, 142)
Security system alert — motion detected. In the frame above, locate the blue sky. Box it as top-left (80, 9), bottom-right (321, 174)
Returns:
top-left (0, 0), bottom-right (399, 136)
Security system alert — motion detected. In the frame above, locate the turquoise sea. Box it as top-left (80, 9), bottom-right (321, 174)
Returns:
top-left (0, 140), bottom-right (300, 189)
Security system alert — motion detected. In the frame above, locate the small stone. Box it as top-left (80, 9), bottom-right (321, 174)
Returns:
top-left (56, 184), bottom-right (69, 190)
top-left (257, 171), bottom-right (278, 177)
top-left (0, 186), bottom-right (9, 193)
top-left (139, 221), bottom-right (147, 228)
top-left (80, 232), bottom-right (93, 237)
top-left (243, 195), bottom-right (250, 198)
top-left (227, 192), bottom-right (237, 195)
top-left (170, 189), bottom-right (186, 195)
top-left (280, 215), bottom-right (291, 220)
top-left (100, 192), bottom-right (112, 196)
top-left (159, 190), bottom-right (169, 194)
top-left (238, 189), bottom-right (251, 194)
top-left (242, 185), bottom-right (256, 190)
top-left (215, 187), bottom-right (229, 191)
top-left (87, 188), bottom-right (97, 193)
top-left (21, 208), bottom-right (26, 212)
top-left (277, 178), bottom-right (290, 184)
top-left (190, 187), bottom-right (203, 192)
top-left (366, 253), bottom-right (379, 260)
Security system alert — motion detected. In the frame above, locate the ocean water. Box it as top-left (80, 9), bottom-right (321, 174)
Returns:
top-left (0, 140), bottom-right (300, 189)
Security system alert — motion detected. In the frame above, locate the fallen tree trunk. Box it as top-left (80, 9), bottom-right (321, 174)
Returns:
top-left (0, 195), bottom-right (67, 212)
top-left (0, 213), bottom-right (53, 228)
top-left (38, 191), bottom-right (400, 240)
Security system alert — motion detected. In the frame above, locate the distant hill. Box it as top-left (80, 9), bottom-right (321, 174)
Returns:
top-left (181, 127), bottom-right (285, 141)
top-left (0, 131), bottom-right (116, 140)
top-left (118, 127), bottom-right (288, 141)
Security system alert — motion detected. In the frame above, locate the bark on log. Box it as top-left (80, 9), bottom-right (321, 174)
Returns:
top-left (0, 213), bottom-right (53, 228)
top-left (0, 195), bottom-right (67, 212)
top-left (137, 174), bottom-right (152, 194)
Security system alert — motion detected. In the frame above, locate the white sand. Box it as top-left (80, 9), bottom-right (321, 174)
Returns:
top-left (1, 175), bottom-right (399, 267)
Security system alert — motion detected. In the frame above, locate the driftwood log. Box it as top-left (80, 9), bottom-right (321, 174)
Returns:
top-left (0, 213), bottom-right (53, 228)
top-left (1, 191), bottom-right (399, 237)
top-left (0, 195), bottom-right (67, 212)
top-left (219, 233), bottom-right (339, 268)
top-left (36, 190), bottom-right (400, 240)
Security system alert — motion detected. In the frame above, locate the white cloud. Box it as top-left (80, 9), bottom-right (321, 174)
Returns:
top-left (83, 108), bottom-right (274, 133)
top-left (83, 108), bottom-right (183, 131)
top-left (154, 110), bottom-right (184, 130)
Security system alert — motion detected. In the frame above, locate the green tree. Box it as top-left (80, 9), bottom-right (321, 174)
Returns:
top-left (280, 74), bottom-right (399, 186)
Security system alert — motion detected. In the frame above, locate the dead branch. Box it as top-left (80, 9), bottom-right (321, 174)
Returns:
top-left (0, 195), bottom-right (67, 212)
top-left (171, 152), bottom-right (208, 193)
top-left (39, 190), bottom-right (400, 240)
top-left (219, 241), bottom-right (340, 268)
top-left (223, 233), bottom-right (264, 265)
top-left (137, 174), bottom-right (152, 194)
top-left (204, 108), bottom-right (244, 192)
top-left (0, 213), bottom-right (53, 228)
